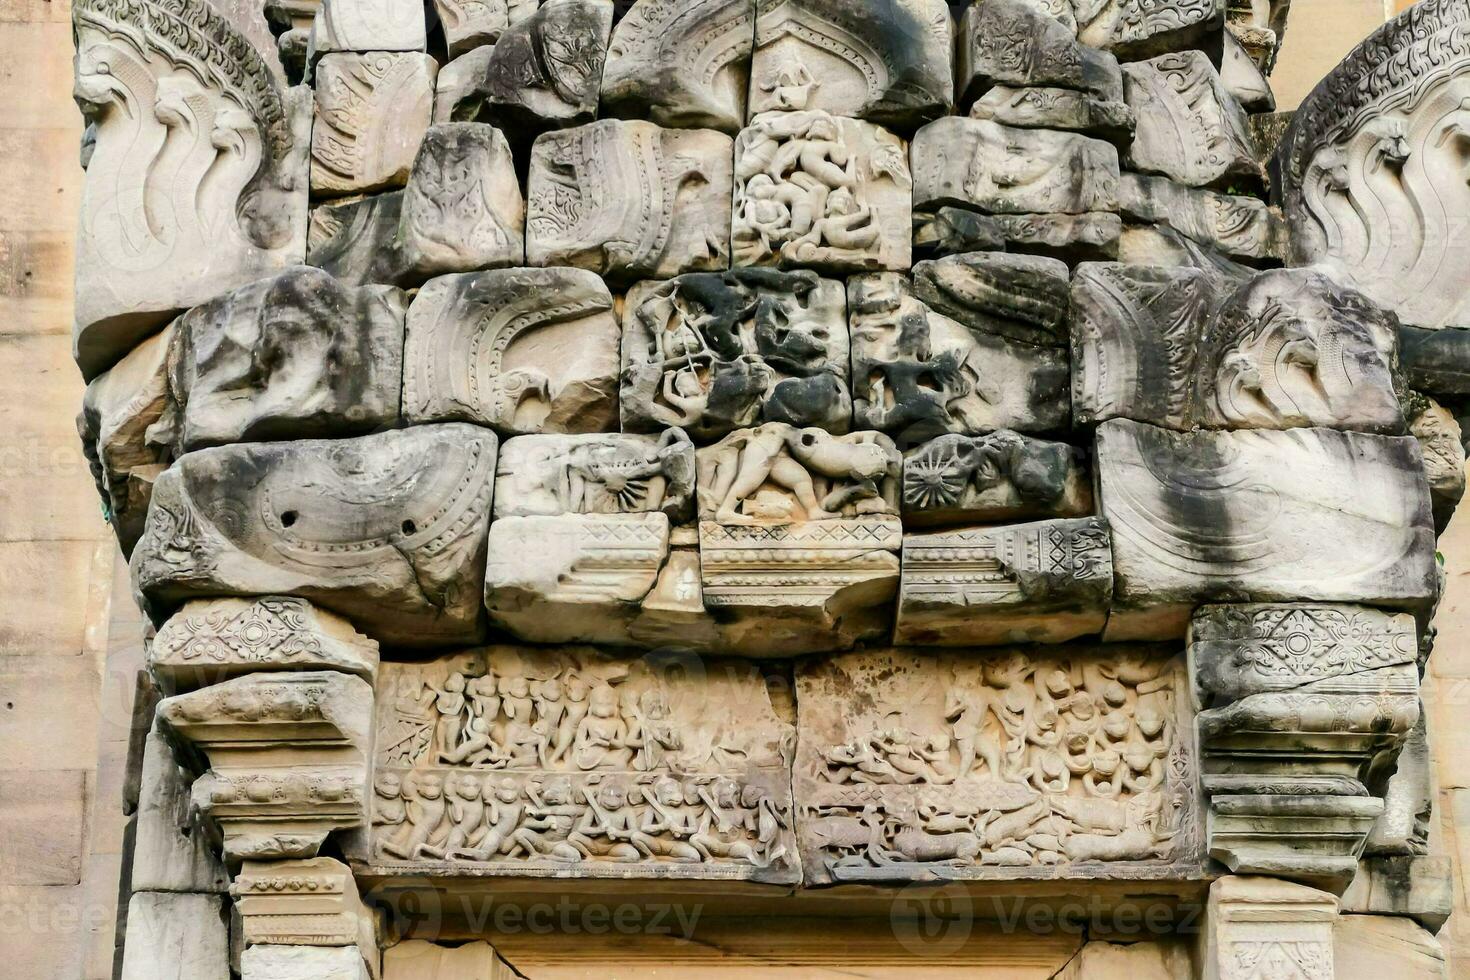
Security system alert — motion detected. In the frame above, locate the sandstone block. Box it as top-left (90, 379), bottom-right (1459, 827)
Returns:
top-left (1118, 173), bottom-right (1284, 262)
top-left (911, 117), bottom-right (1120, 216)
top-left (795, 646), bottom-right (1201, 885)
top-left (311, 0), bottom-right (427, 53)
top-left (402, 268), bottom-right (619, 435)
top-left (362, 647), bottom-right (799, 883)
top-left (150, 596), bottom-right (380, 691)
top-left (1099, 421), bottom-right (1437, 639)
top-left (749, 0), bottom-right (952, 129)
top-left (895, 517), bottom-right (1113, 646)
top-left (243, 945), bottom-right (371, 980)
top-left (312, 53), bottom-right (436, 197)
top-left (433, 0), bottom-right (536, 56)
top-left (132, 720), bottom-right (229, 893)
top-left (969, 86), bottom-right (1135, 145)
top-left (450, 0), bottom-right (612, 142)
top-left (733, 111), bottom-right (911, 273)
top-left (621, 270), bottom-right (850, 441)
top-left (494, 431), bottom-right (696, 523)
top-left (1078, 0), bottom-right (1223, 57)
top-left (132, 425), bottom-right (498, 648)
top-left (1123, 51), bottom-right (1259, 189)
top-left (159, 670), bottom-right (374, 860)
top-left (433, 47), bottom-right (496, 123)
top-left (911, 251), bottom-right (1072, 348)
top-left (1341, 855), bottom-right (1454, 933)
top-left (600, 0), bottom-right (754, 133)
top-left (231, 857), bottom-right (376, 956)
top-left (1201, 877), bottom-right (1338, 980)
top-left (1409, 396), bottom-right (1465, 532)
top-left (850, 273), bottom-right (1071, 446)
top-left (1335, 915), bottom-right (1447, 980)
top-left (957, 0), bottom-right (1123, 106)
top-left (120, 892), bottom-right (230, 980)
top-left (164, 267), bottom-right (405, 451)
top-left (78, 325), bottom-right (173, 554)
top-left (528, 120), bottom-right (732, 283)
top-left (483, 513), bottom-right (671, 646)
top-left (384, 941), bottom-right (516, 979)
top-left (73, 0), bottom-right (311, 378)
top-left (902, 431), bottom-right (1092, 528)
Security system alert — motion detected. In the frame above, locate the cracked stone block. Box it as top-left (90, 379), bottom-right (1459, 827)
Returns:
top-left (312, 53), bottom-right (436, 197)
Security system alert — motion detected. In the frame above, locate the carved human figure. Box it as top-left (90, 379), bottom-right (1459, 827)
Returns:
top-left (572, 686), bottom-right (635, 770)
top-left (381, 772), bottom-right (449, 859)
top-left (451, 777), bottom-right (525, 861)
top-left (568, 782), bottom-right (644, 861)
top-left (512, 778), bottom-right (584, 861)
top-left (420, 773), bottom-right (487, 858)
top-left (634, 777), bottom-right (704, 862)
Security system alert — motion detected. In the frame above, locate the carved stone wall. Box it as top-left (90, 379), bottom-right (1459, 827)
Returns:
top-left (54, 0), bottom-right (1470, 975)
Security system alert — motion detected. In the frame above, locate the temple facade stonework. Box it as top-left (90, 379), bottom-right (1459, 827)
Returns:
top-left (65, 0), bottom-right (1469, 975)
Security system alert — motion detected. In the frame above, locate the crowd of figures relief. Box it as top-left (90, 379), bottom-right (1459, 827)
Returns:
top-left (66, 0), bottom-right (1470, 924)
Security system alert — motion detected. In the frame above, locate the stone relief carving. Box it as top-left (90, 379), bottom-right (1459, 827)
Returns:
top-left (132, 424), bottom-right (499, 647)
top-left (494, 431), bottom-right (696, 523)
top-left (311, 0), bottom-right (427, 53)
top-left (163, 267), bottom-right (405, 451)
top-left (749, 0), bottom-right (952, 129)
top-left (528, 119), bottom-right (732, 282)
top-left (1122, 51), bottom-right (1260, 189)
top-left (902, 431), bottom-right (1092, 527)
top-left (311, 53), bottom-right (436, 197)
top-left (621, 270), bottom-right (851, 441)
top-left (72, 0), bottom-right (311, 378)
top-left (911, 251), bottom-right (1072, 348)
top-left (956, 0), bottom-right (1124, 108)
top-left (795, 647), bottom-right (1202, 884)
top-left (1275, 0), bottom-right (1470, 331)
top-left (849, 273), bottom-right (1071, 447)
top-left (600, 0), bottom-right (754, 133)
top-left (431, 0), bottom-right (536, 57)
top-left (1118, 173), bottom-right (1284, 262)
top-left (361, 648), bottom-right (799, 882)
top-left (402, 267), bottom-right (619, 435)
top-left (732, 110), bottom-right (912, 272)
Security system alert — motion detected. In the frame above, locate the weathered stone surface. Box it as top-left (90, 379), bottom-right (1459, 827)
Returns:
top-left (1366, 712), bottom-right (1433, 856)
top-left (159, 670), bottom-right (374, 860)
top-left (1070, 262), bottom-right (1220, 430)
top-left (911, 118), bottom-right (1120, 217)
top-left (494, 431), bottom-right (696, 522)
top-left (911, 251), bottom-right (1071, 348)
top-left (903, 431), bottom-right (1091, 528)
top-left (1078, 0), bottom-right (1223, 58)
top-left (1123, 52), bottom-right (1260, 190)
top-left (120, 892), bottom-right (230, 980)
top-left (1399, 325), bottom-right (1470, 397)
top-left (450, 0), bottom-right (612, 142)
top-left (1073, 266), bottom-right (1404, 434)
top-left (600, 0), bottom-right (754, 133)
top-left (969, 86), bottom-right (1134, 145)
top-left (528, 120), bottom-right (733, 283)
top-left (164, 267), bottom-right (405, 451)
top-left (1202, 877), bottom-right (1338, 980)
top-left (231, 857), bottom-right (375, 956)
top-left (242, 945), bottom-right (371, 980)
top-left (850, 273), bottom-right (1071, 446)
top-left (1341, 855), bottom-right (1454, 933)
top-left (733, 111), bottom-right (911, 273)
top-left (132, 720), bottom-right (230, 892)
top-left (913, 209), bottom-right (1122, 262)
top-left (1119, 173), bottom-right (1284, 262)
top-left (1335, 915), bottom-right (1448, 980)
top-left (1194, 269), bottom-right (1404, 434)
top-left (78, 324), bottom-right (173, 554)
top-left (484, 513), bottom-right (671, 645)
top-left (402, 268), bottom-right (618, 435)
top-left (434, 47), bottom-right (495, 123)
top-left (73, 0), bottom-right (311, 378)
top-left (311, 0), bottom-right (427, 53)
top-left (150, 596), bottom-right (380, 691)
top-left (1229, 0), bottom-right (1288, 72)
top-left (1276, 0), bottom-right (1470, 331)
top-left (312, 53), bottom-right (436, 197)
top-left (1190, 603), bottom-right (1420, 888)
top-left (361, 647), bottom-right (799, 883)
top-left (957, 0), bottom-right (1123, 107)
top-left (1098, 421), bottom-right (1437, 639)
top-left (896, 517), bottom-right (1113, 646)
top-left (1221, 28), bottom-right (1275, 113)
top-left (132, 425), bottom-right (498, 647)
top-left (749, 0), bottom-right (951, 129)
top-left (795, 646), bottom-right (1201, 884)
top-left (1053, 940), bottom-right (1193, 980)
top-left (384, 941), bottom-right (517, 979)
top-left (621, 270), bottom-right (850, 440)
top-left (694, 423), bottom-right (903, 654)
top-left (433, 0), bottom-right (536, 57)
top-left (1408, 395), bottom-right (1465, 532)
